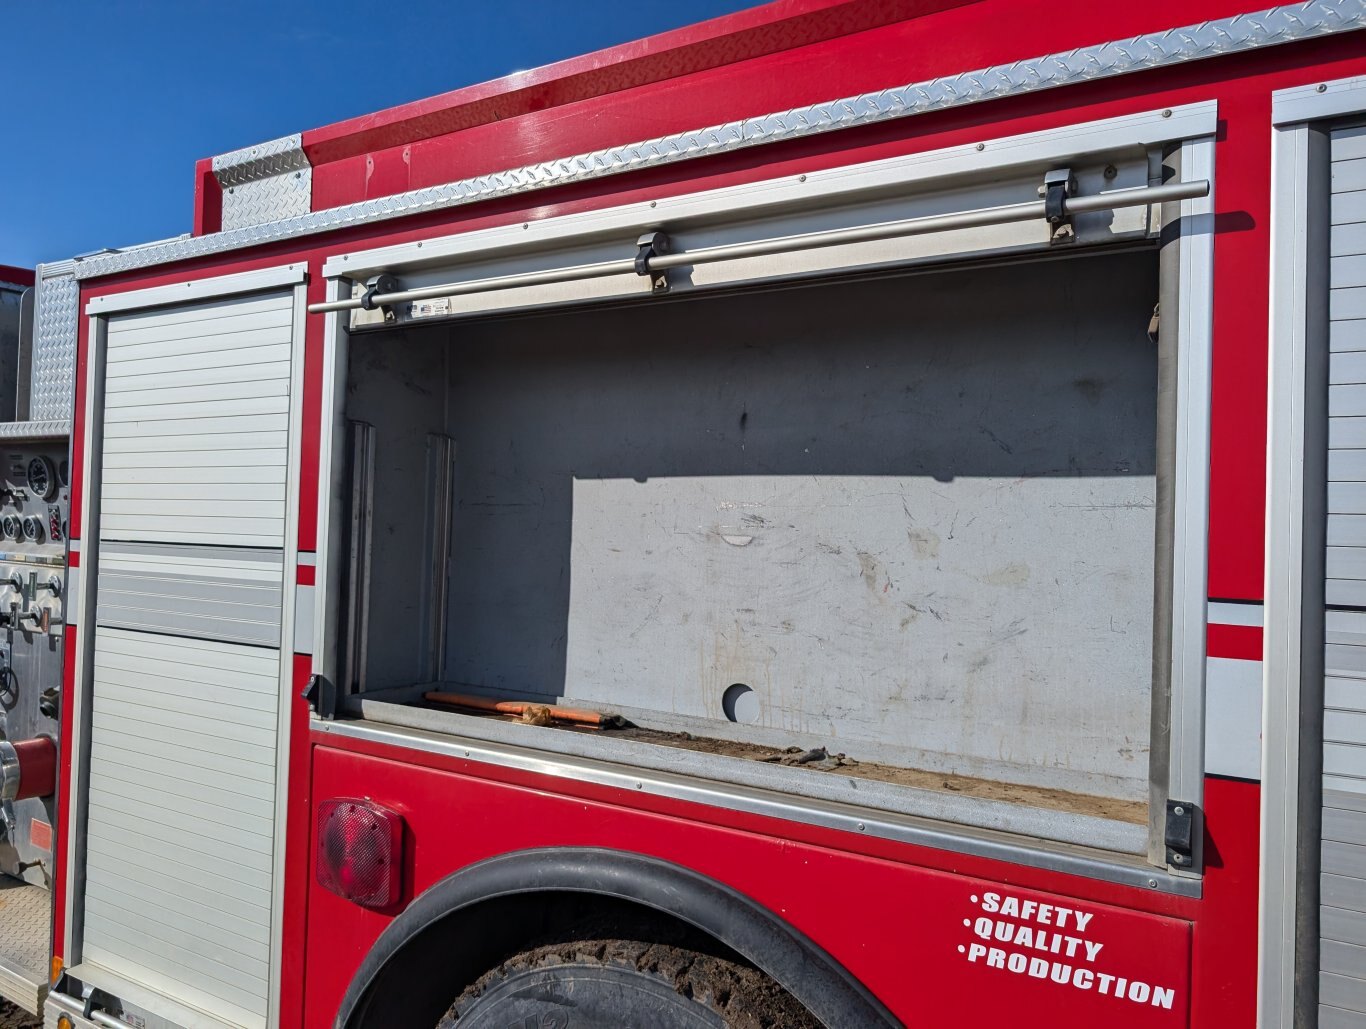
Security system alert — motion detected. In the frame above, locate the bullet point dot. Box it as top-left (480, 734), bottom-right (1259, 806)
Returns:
top-left (963, 919), bottom-right (970, 927)
top-left (957, 945), bottom-right (965, 953)
top-left (970, 895), bottom-right (978, 904)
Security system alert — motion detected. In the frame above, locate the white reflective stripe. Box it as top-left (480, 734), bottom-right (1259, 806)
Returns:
top-left (294, 584), bottom-right (315, 655)
top-left (1205, 656), bottom-right (1263, 780)
top-left (1208, 600), bottom-right (1265, 627)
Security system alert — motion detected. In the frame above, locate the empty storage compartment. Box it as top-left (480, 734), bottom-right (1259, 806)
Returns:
top-left (343, 248), bottom-right (1163, 847)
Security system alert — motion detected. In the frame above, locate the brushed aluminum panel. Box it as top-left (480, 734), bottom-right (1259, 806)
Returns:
top-left (1324, 905), bottom-right (1366, 947)
top-left (95, 542), bottom-right (284, 646)
top-left (73, 0), bottom-right (1366, 281)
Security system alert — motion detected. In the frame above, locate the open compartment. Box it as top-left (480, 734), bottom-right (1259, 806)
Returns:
top-left (316, 112), bottom-right (1215, 864)
top-left (338, 244), bottom-right (1164, 849)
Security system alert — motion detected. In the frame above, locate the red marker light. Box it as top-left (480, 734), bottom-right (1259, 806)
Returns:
top-left (315, 798), bottom-right (403, 909)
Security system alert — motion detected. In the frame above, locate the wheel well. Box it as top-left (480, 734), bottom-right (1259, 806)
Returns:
top-left (335, 847), bottom-right (899, 1029)
top-left (346, 892), bottom-right (735, 1027)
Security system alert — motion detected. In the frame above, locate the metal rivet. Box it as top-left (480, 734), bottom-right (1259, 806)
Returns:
top-left (798, 174), bottom-right (807, 182)
top-left (228, 187), bottom-right (235, 194)
top-left (649, 200), bottom-right (657, 208)
top-left (523, 222), bottom-right (529, 229)
top-left (857, 822), bottom-right (865, 832)
top-left (976, 143), bottom-right (985, 151)
top-left (417, 241), bottom-right (423, 247)
top-left (1174, 805), bottom-right (1184, 816)
top-left (635, 781), bottom-right (643, 790)
top-left (1104, 164), bottom-right (1118, 179)
top-left (1317, 83), bottom-right (1328, 93)
top-left (1147, 879), bottom-right (1158, 888)
top-left (1162, 109), bottom-right (1172, 117)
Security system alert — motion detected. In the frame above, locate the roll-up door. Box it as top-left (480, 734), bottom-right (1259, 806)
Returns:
top-left (1324, 120), bottom-right (1366, 1028)
top-left (79, 286), bottom-right (297, 1028)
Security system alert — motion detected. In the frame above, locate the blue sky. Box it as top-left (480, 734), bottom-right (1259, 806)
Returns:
top-left (2, 1), bottom-right (756, 268)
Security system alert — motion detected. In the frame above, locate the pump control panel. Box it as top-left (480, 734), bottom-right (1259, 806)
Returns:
top-left (0, 438), bottom-right (68, 887)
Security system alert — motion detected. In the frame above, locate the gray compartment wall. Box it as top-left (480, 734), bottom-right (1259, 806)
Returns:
top-left (348, 249), bottom-right (1161, 800)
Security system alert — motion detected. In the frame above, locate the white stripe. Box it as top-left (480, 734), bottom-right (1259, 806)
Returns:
top-left (1208, 600), bottom-right (1265, 627)
top-left (1205, 656), bottom-right (1263, 780)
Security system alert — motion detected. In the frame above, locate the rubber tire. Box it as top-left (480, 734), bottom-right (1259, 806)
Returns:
top-left (437, 924), bottom-right (823, 1029)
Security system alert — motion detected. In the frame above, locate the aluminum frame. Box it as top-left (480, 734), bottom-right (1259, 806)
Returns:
top-left (71, 2), bottom-right (1366, 283)
top-left (313, 106), bottom-right (1220, 883)
top-left (1262, 70), bottom-right (1366, 1029)
top-left (66, 263), bottom-right (310, 1029)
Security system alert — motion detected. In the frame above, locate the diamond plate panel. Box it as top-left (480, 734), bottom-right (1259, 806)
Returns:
top-left (214, 133), bottom-right (313, 231)
top-left (74, 0), bottom-right (1366, 281)
top-left (31, 269), bottom-right (77, 423)
top-left (0, 876), bottom-right (51, 1013)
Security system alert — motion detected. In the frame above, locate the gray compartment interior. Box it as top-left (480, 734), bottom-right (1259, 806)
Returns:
top-left (346, 249), bottom-right (1161, 802)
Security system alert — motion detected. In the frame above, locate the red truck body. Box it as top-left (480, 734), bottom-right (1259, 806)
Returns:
top-left (35, 2), bottom-right (1366, 1027)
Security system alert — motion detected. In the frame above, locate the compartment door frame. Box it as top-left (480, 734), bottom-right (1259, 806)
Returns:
top-left (63, 262), bottom-right (308, 1029)
top-left (312, 105), bottom-right (1218, 885)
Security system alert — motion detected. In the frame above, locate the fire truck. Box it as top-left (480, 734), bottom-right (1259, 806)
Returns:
top-left (22, 0), bottom-right (1366, 1025)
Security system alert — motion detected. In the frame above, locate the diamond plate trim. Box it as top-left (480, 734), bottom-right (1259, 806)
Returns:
top-left (213, 133), bottom-right (313, 231)
top-left (74, 0), bottom-right (1366, 281)
top-left (0, 420), bottom-right (70, 440)
top-left (31, 268), bottom-right (77, 423)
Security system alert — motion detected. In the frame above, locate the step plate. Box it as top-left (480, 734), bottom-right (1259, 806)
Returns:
top-left (0, 877), bottom-right (50, 1015)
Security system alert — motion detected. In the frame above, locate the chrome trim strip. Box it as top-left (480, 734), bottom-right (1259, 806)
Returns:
top-left (75, 0), bottom-right (1366, 281)
top-left (314, 718), bottom-right (1202, 897)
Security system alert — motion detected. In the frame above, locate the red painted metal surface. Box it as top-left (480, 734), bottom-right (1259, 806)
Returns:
top-left (304, 0), bottom-right (1263, 213)
top-left (0, 265), bottom-right (33, 287)
top-left (62, 7), bottom-right (1366, 1027)
top-left (300, 734), bottom-right (1263, 1028)
top-left (1206, 623), bottom-right (1264, 661)
top-left (299, 0), bottom-right (969, 167)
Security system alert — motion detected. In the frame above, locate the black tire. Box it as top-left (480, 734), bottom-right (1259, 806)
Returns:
top-left (437, 919), bottom-right (823, 1029)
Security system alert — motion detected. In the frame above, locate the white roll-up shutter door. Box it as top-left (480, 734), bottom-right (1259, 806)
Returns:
top-left (79, 287), bottom-right (296, 1028)
top-left (1323, 120), bottom-right (1366, 1027)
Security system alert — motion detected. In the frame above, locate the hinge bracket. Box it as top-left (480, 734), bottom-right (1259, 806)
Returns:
top-left (1164, 799), bottom-right (1198, 870)
top-left (304, 673), bottom-right (337, 721)
top-left (634, 231), bottom-right (671, 294)
top-left (1041, 168), bottom-right (1077, 243)
top-left (360, 273), bottom-right (401, 320)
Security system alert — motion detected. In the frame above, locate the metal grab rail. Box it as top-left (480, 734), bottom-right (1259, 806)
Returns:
top-left (308, 178), bottom-right (1210, 315)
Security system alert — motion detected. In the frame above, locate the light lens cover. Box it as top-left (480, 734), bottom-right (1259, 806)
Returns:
top-left (316, 798), bottom-right (403, 909)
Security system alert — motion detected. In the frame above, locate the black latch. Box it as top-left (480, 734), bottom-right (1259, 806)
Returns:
top-left (1041, 168), bottom-right (1076, 242)
top-left (634, 231), bottom-right (671, 294)
top-left (1164, 799), bottom-right (1197, 869)
top-left (304, 673), bottom-right (337, 721)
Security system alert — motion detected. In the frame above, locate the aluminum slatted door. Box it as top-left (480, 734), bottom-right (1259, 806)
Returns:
top-left (81, 286), bottom-right (297, 1028)
top-left (1325, 121), bottom-right (1366, 1028)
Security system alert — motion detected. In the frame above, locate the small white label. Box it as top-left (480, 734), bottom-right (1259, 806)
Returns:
top-left (410, 297), bottom-right (452, 319)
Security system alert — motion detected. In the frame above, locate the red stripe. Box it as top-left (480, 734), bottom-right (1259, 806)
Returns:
top-left (1207, 622), bottom-right (1262, 661)
top-left (296, 563), bottom-right (316, 586)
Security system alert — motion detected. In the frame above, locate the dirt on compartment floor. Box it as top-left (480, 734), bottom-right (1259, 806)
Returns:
top-left (417, 701), bottom-right (1146, 824)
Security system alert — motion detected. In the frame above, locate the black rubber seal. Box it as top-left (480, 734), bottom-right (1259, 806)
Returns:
top-left (335, 846), bottom-right (900, 1029)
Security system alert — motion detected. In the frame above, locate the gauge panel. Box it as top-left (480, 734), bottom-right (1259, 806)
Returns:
top-left (26, 456), bottom-right (56, 502)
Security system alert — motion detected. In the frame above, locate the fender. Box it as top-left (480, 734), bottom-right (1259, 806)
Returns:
top-left (335, 846), bottom-right (900, 1028)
